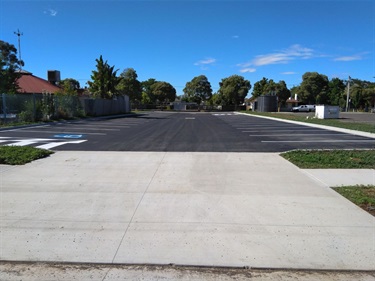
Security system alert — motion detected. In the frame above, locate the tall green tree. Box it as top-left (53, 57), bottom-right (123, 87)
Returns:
top-left (183, 75), bottom-right (212, 104)
top-left (217, 75), bottom-right (251, 106)
top-left (117, 68), bottom-right (142, 102)
top-left (0, 40), bottom-right (24, 94)
top-left (328, 78), bottom-right (346, 106)
top-left (252, 77), bottom-right (269, 98)
top-left (348, 79), bottom-right (375, 110)
top-left (274, 80), bottom-right (291, 106)
top-left (299, 72), bottom-right (329, 104)
top-left (87, 55), bottom-right (119, 99)
top-left (141, 78), bottom-right (157, 103)
top-left (151, 81), bottom-right (176, 104)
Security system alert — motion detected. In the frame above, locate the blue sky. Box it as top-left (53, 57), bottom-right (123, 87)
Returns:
top-left (1, 0), bottom-right (374, 96)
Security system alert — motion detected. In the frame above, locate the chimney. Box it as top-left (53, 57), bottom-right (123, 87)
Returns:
top-left (47, 70), bottom-right (61, 85)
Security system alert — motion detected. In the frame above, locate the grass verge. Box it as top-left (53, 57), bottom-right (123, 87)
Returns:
top-left (281, 149), bottom-right (375, 169)
top-left (281, 149), bottom-right (375, 216)
top-left (242, 111), bottom-right (375, 134)
top-left (0, 146), bottom-right (54, 165)
top-left (334, 185), bottom-right (375, 216)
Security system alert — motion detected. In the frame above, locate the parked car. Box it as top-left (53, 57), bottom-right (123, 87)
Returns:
top-left (291, 105), bottom-right (315, 112)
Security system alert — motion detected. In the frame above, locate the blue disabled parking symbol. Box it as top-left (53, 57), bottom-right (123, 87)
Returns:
top-left (54, 134), bottom-right (84, 139)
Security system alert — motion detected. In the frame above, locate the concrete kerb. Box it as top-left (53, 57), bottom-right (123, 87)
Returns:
top-left (235, 112), bottom-right (375, 139)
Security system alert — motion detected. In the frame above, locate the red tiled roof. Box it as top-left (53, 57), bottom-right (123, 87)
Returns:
top-left (16, 71), bottom-right (61, 94)
top-left (286, 99), bottom-right (299, 103)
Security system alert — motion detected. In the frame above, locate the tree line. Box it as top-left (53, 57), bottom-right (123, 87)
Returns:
top-left (1, 40), bottom-right (374, 110)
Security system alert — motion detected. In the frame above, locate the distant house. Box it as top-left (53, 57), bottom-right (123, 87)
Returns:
top-left (285, 94), bottom-right (300, 110)
top-left (16, 70), bottom-right (62, 94)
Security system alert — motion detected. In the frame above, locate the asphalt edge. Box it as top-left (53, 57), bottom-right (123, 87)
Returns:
top-left (235, 112), bottom-right (375, 139)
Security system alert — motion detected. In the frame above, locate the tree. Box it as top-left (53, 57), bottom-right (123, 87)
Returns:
top-left (328, 78), bottom-right (346, 106)
top-left (141, 78), bottom-right (157, 103)
top-left (274, 80), bottom-right (291, 107)
top-left (87, 55), bottom-right (119, 99)
top-left (209, 92), bottom-right (223, 106)
top-left (117, 68), bottom-right (142, 102)
top-left (183, 75), bottom-right (212, 104)
top-left (252, 77), bottom-right (269, 98)
top-left (252, 78), bottom-right (290, 108)
top-left (151, 81), bottom-right (176, 104)
top-left (59, 78), bottom-right (80, 94)
top-left (299, 72), bottom-right (329, 104)
top-left (0, 40), bottom-right (24, 94)
top-left (218, 75), bottom-right (251, 106)
top-left (348, 79), bottom-right (375, 110)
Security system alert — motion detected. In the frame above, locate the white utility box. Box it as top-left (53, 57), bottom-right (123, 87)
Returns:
top-left (315, 105), bottom-right (340, 119)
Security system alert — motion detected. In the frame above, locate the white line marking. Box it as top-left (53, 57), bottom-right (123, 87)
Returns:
top-left (3, 130), bottom-right (106, 135)
top-left (37, 140), bottom-right (87, 150)
top-left (241, 129), bottom-right (327, 132)
top-left (249, 133), bottom-right (344, 137)
top-left (261, 140), bottom-right (375, 143)
top-left (5, 138), bottom-right (55, 146)
top-left (69, 124), bottom-right (130, 129)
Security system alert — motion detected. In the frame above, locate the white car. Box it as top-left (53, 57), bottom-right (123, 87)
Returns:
top-left (292, 105), bottom-right (315, 112)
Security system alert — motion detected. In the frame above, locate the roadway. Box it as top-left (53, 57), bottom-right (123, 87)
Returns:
top-left (0, 111), bottom-right (374, 152)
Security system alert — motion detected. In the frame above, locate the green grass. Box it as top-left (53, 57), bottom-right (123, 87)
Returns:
top-left (243, 111), bottom-right (375, 134)
top-left (281, 149), bottom-right (375, 169)
top-left (0, 146), bottom-right (54, 165)
top-left (334, 185), bottom-right (375, 215)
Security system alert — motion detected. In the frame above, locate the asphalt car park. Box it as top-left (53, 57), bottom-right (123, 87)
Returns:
top-left (0, 111), bottom-right (374, 152)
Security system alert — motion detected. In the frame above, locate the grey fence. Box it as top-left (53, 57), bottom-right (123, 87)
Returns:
top-left (0, 93), bottom-right (130, 125)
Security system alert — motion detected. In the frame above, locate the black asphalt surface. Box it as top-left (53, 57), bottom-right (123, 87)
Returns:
top-left (0, 112), bottom-right (374, 152)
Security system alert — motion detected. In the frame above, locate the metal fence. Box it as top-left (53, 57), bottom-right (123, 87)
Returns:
top-left (0, 93), bottom-right (85, 125)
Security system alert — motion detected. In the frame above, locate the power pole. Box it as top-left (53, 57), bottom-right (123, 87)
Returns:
top-left (345, 76), bottom-right (351, 112)
top-left (14, 29), bottom-right (23, 67)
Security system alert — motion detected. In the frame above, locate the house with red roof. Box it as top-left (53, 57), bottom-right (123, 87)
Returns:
top-left (16, 70), bottom-right (62, 94)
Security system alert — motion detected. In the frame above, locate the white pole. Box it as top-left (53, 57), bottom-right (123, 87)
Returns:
top-left (345, 76), bottom-right (350, 112)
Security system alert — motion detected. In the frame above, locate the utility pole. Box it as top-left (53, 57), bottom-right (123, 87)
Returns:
top-left (345, 76), bottom-right (351, 112)
top-left (14, 29), bottom-right (23, 67)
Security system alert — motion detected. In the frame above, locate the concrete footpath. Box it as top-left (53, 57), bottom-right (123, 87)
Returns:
top-left (1, 151), bottom-right (374, 278)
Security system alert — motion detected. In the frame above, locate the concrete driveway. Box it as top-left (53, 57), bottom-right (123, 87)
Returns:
top-left (1, 151), bottom-right (374, 270)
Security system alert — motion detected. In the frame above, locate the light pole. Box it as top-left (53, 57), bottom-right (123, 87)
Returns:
top-left (345, 76), bottom-right (351, 112)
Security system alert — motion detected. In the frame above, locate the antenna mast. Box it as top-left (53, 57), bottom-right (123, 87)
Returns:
top-left (14, 29), bottom-right (23, 67)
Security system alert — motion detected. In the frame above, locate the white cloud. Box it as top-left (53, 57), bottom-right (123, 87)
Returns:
top-left (252, 44), bottom-right (314, 66)
top-left (281, 71), bottom-right (297, 75)
top-left (237, 44), bottom-right (315, 73)
top-left (44, 9), bottom-right (58, 16)
top-left (334, 55), bottom-right (362, 61)
top-left (240, 68), bottom-right (256, 73)
top-left (194, 58), bottom-right (216, 66)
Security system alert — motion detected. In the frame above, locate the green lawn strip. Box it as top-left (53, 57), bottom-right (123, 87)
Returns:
top-left (0, 146), bottom-right (54, 165)
top-left (281, 149), bottom-right (375, 169)
top-left (242, 111), bottom-right (375, 134)
top-left (334, 185), bottom-right (375, 216)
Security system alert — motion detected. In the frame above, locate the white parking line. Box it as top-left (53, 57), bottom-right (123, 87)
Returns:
top-left (37, 140), bottom-right (87, 150)
top-left (262, 140), bottom-right (375, 143)
top-left (69, 124), bottom-right (130, 129)
top-left (5, 138), bottom-right (55, 146)
top-left (5, 130), bottom-right (106, 135)
top-left (250, 133), bottom-right (344, 137)
top-left (242, 129), bottom-right (326, 132)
